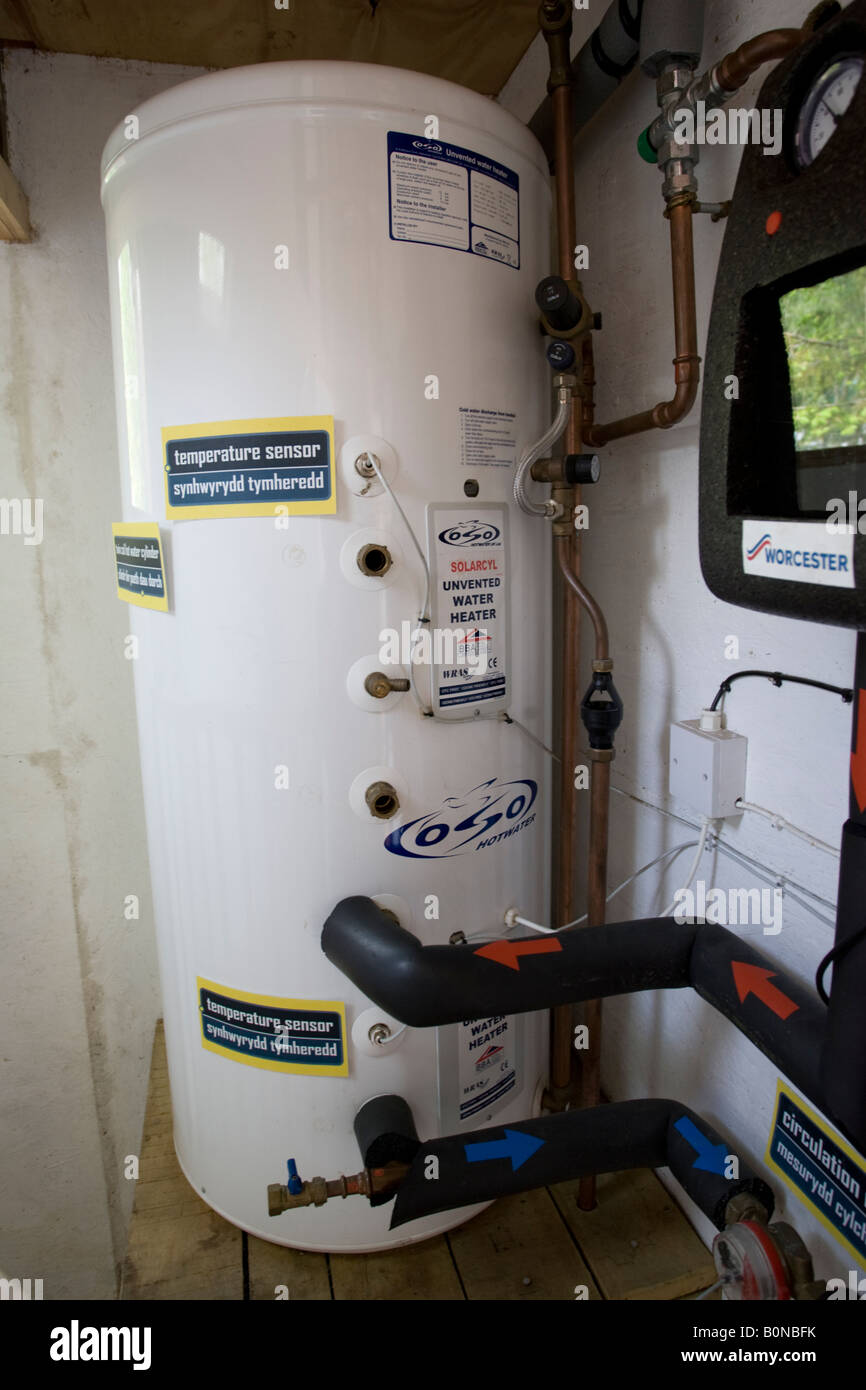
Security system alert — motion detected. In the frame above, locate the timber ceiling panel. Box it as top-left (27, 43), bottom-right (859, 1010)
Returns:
top-left (0, 0), bottom-right (540, 95)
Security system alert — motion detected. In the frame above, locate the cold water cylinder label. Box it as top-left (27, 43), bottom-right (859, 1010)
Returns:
top-left (162, 415), bottom-right (336, 520)
top-left (197, 978), bottom-right (348, 1076)
top-left (427, 503), bottom-right (510, 717)
top-left (765, 1081), bottom-right (866, 1263)
top-left (387, 132), bottom-right (520, 268)
top-left (112, 522), bottom-right (168, 610)
top-left (438, 1014), bottom-right (524, 1126)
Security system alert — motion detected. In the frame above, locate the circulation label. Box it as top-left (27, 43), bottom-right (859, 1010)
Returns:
top-left (387, 132), bottom-right (520, 268)
top-left (112, 522), bottom-right (168, 611)
top-left (162, 415), bottom-right (335, 520)
top-left (197, 978), bottom-right (348, 1077)
top-left (765, 1081), bottom-right (866, 1263)
top-left (427, 503), bottom-right (509, 717)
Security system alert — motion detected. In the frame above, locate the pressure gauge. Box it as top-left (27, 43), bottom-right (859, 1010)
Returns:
top-left (794, 54), bottom-right (864, 168)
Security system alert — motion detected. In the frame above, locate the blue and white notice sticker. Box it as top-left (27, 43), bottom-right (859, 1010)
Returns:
top-left (427, 503), bottom-right (510, 717)
top-left (387, 132), bottom-right (520, 268)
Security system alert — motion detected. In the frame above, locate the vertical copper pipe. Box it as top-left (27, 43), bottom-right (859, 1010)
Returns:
top-left (549, 37), bottom-right (581, 1095)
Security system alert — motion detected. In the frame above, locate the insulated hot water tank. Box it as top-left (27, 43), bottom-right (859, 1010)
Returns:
top-left (101, 61), bottom-right (553, 1251)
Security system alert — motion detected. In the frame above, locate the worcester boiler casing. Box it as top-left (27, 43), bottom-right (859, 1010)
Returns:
top-left (101, 61), bottom-right (553, 1251)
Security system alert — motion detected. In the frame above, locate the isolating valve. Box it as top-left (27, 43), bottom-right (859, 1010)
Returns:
top-left (267, 1159), bottom-right (410, 1215)
top-left (546, 339), bottom-right (576, 371)
top-left (580, 667), bottom-right (624, 751)
top-left (535, 275), bottom-right (592, 338)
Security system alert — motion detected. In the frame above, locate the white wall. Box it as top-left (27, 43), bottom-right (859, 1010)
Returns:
top-left (503, 0), bottom-right (859, 1284)
top-left (0, 50), bottom-right (203, 1298)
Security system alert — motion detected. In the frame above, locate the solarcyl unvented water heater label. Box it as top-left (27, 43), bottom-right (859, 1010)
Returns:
top-left (387, 132), bottom-right (520, 268)
top-left (197, 978), bottom-right (348, 1076)
top-left (427, 504), bottom-right (509, 716)
top-left (438, 1013), bottom-right (524, 1126)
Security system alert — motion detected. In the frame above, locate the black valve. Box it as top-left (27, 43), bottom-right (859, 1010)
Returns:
top-left (546, 339), bottom-right (576, 371)
top-left (536, 275), bottom-right (584, 334)
top-left (564, 453), bottom-right (601, 485)
top-left (580, 670), bottom-right (624, 751)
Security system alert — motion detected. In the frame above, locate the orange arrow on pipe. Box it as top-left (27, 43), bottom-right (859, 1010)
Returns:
top-left (851, 689), bottom-right (866, 814)
top-left (732, 961), bottom-right (799, 1020)
top-left (474, 939), bottom-right (563, 972)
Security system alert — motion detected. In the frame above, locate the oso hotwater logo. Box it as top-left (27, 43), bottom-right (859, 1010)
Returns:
top-left (438, 520), bottom-right (501, 547)
top-left (384, 777), bottom-right (537, 859)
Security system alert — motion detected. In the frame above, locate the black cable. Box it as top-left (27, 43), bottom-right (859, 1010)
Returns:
top-left (816, 923), bottom-right (866, 1005)
top-left (709, 670), bottom-right (853, 712)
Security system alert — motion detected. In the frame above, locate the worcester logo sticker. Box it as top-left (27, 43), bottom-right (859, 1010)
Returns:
top-left (384, 777), bottom-right (537, 859)
top-left (438, 520), bottom-right (502, 547)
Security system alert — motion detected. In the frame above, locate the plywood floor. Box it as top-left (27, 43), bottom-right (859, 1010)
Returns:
top-left (121, 1023), bottom-right (716, 1302)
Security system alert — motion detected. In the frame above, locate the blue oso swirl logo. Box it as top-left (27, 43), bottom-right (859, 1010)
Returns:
top-left (384, 778), bottom-right (538, 859)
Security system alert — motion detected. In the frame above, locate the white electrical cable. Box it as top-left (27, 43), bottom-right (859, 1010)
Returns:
top-left (364, 452), bottom-right (434, 714)
top-left (610, 784), bottom-right (838, 927)
top-left (513, 390), bottom-right (572, 517)
top-left (660, 817), bottom-right (715, 917)
top-left (505, 839), bottom-right (700, 935)
top-left (735, 798), bottom-right (839, 858)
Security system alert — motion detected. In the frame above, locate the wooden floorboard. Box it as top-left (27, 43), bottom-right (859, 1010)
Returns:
top-left (329, 1236), bottom-right (465, 1301)
top-left (123, 1023), bottom-right (716, 1300)
top-left (550, 1169), bottom-right (716, 1301)
top-left (446, 1188), bottom-right (602, 1301)
top-left (246, 1236), bottom-right (332, 1301)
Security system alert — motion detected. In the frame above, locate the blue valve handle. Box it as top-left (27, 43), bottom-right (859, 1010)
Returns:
top-left (286, 1158), bottom-right (303, 1195)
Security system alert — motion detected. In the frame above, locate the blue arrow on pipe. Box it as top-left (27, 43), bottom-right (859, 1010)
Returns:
top-left (464, 1128), bottom-right (545, 1172)
top-left (674, 1116), bottom-right (730, 1175)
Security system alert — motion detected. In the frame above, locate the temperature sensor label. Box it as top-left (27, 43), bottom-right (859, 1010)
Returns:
top-left (387, 132), bottom-right (520, 268)
top-left (197, 978), bottom-right (348, 1076)
top-left (162, 416), bottom-right (336, 520)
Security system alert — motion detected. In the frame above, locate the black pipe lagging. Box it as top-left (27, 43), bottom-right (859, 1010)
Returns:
top-left (321, 897), bottom-right (863, 1155)
top-left (389, 1098), bottom-right (773, 1231)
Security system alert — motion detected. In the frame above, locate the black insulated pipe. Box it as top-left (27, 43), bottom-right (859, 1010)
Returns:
top-left (320, 897), bottom-right (857, 1150)
top-left (354, 1095), bottom-right (421, 1206)
top-left (389, 1098), bottom-right (774, 1230)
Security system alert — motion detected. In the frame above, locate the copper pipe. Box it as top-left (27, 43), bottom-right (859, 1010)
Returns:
top-left (545, 5), bottom-right (581, 1094)
top-left (576, 755), bottom-right (611, 1207)
top-left (552, 86), bottom-right (576, 282)
top-left (586, 201), bottom-right (699, 447)
top-left (717, 28), bottom-right (804, 92)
